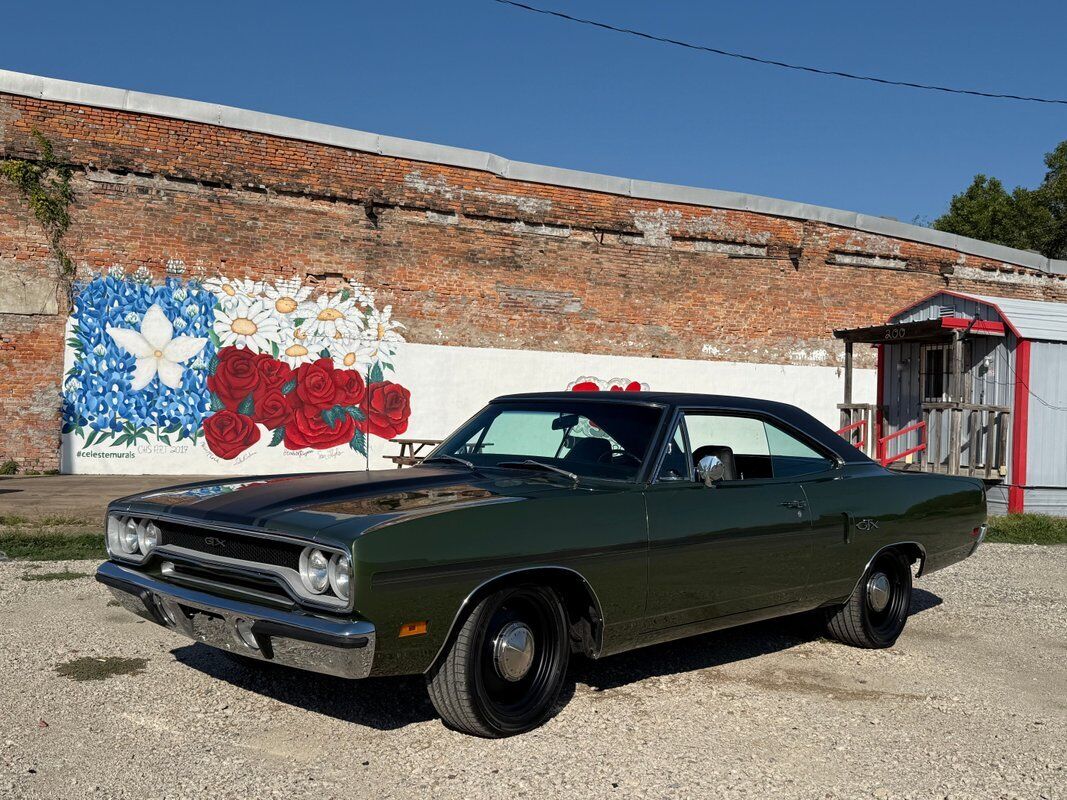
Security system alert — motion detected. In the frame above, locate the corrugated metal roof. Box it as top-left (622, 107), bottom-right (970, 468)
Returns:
top-left (968, 294), bottom-right (1067, 343)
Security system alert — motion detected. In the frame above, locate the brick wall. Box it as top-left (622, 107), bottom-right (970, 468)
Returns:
top-left (1, 90), bottom-right (1064, 471)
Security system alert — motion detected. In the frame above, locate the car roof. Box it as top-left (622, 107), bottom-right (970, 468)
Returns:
top-left (495, 391), bottom-right (792, 409)
top-left (490, 392), bottom-right (870, 464)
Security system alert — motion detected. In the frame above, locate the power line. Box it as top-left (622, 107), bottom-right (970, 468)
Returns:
top-left (493, 0), bottom-right (1067, 107)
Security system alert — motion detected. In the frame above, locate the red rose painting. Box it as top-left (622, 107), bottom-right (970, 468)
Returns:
top-left (567, 376), bottom-right (649, 393)
top-left (570, 381), bottom-right (601, 392)
top-left (253, 352), bottom-right (293, 391)
top-left (284, 407), bottom-right (358, 450)
top-left (363, 380), bottom-right (412, 439)
top-left (252, 389), bottom-right (292, 430)
top-left (207, 347), bottom-right (262, 410)
top-left (204, 344), bottom-right (411, 460)
top-left (332, 368), bottom-right (366, 406)
top-left (294, 358), bottom-right (340, 412)
top-left (203, 410), bottom-right (261, 459)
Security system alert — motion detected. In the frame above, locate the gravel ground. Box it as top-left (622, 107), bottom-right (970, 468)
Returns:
top-left (0, 544), bottom-right (1063, 800)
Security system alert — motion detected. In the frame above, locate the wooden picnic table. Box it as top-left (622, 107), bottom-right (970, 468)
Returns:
top-left (387, 437), bottom-right (442, 468)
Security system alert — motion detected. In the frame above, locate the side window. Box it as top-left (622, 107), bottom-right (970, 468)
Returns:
top-left (684, 413), bottom-right (770, 481)
top-left (764, 423), bottom-right (835, 478)
top-left (676, 412), bottom-right (836, 481)
top-left (657, 419), bottom-right (691, 481)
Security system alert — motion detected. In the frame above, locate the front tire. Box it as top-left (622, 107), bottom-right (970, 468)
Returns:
top-left (825, 549), bottom-right (912, 648)
top-left (426, 584), bottom-right (569, 737)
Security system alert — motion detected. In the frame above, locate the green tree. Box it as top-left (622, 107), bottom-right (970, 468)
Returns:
top-left (932, 140), bottom-right (1067, 260)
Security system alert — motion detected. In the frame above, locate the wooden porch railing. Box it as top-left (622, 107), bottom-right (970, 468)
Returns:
top-left (837, 402), bottom-right (1010, 479)
top-left (877, 420), bottom-right (926, 466)
top-left (837, 403), bottom-right (876, 458)
top-left (919, 403), bottom-right (1010, 479)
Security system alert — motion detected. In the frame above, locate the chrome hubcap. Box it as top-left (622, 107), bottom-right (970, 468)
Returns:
top-left (492, 621), bottom-right (535, 682)
top-left (866, 572), bottom-right (892, 613)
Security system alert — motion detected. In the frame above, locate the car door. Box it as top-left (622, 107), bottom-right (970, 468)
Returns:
top-left (644, 410), bottom-right (830, 629)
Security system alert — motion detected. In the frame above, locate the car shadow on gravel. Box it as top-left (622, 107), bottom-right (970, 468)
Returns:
top-left (571, 589), bottom-right (943, 692)
top-left (169, 590), bottom-right (942, 730)
top-left (172, 644), bottom-right (437, 730)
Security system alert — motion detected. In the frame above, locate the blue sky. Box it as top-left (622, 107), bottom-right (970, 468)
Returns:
top-left (4, 1), bottom-right (1065, 223)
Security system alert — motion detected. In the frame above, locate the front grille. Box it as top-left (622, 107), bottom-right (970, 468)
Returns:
top-left (161, 560), bottom-right (296, 608)
top-left (159, 522), bottom-right (302, 570)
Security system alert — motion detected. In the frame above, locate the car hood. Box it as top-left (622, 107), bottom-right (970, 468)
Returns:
top-left (110, 466), bottom-right (589, 546)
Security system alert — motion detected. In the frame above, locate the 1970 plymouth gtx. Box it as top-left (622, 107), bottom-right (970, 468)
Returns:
top-left (97, 392), bottom-right (987, 737)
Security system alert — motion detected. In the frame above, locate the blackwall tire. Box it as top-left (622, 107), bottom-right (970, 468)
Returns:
top-left (426, 584), bottom-right (569, 738)
top-left (825, 549), bottom-right (913, 648)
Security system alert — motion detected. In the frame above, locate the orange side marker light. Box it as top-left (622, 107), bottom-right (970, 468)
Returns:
top-left (399, 621), bottom-right (428, 638)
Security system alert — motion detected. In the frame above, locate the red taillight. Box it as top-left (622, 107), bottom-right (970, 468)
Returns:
top-left (971, 527), bottom-right (981, 538)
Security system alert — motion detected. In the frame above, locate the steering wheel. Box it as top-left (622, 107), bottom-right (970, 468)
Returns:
top-left (597, 448), bottom-right (641, 466)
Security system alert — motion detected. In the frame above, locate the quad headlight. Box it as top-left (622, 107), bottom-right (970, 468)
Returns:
top-left (106, 515), bottom-right (161, 559)
top-left (299, 547), bottom-right (331, 594)
top-left (300, 547), bottom-right (351, 602)
top-left (328, 553), bottom-right (352, 602)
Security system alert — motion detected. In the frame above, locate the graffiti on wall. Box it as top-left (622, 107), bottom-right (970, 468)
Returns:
top-left (62, 271), bottom-right (411, 465)
top-left (567, 376), bottom-right (649, 392)
top-left (565, 377), bottom-right (648, 438)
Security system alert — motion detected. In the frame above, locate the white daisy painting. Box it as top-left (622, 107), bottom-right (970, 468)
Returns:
top-left (262, 278), bottom-right (312, 317)
top-left (213, 298), bottom-right (282, 354)
top-left (203, 277), bottom-right (263, 308)
top-left (297, 293), bottom-right (364, 342)
top-left (362, 304), bottom-right (405, 361)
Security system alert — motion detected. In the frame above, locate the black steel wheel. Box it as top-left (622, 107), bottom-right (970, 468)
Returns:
top-left (825, 549), bottom-right (912, 648)
top-left (426, 584), bottom-right (569, 737)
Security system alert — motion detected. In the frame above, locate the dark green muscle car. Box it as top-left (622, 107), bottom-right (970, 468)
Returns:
top-left (97, 392), bottom-right (987, 737)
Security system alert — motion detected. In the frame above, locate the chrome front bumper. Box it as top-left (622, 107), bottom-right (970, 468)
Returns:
top-left (96, 561), bottom-right (375, 679)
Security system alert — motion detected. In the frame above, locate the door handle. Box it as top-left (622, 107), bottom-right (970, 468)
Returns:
top-left (778, 500), bottom-right (807, 510)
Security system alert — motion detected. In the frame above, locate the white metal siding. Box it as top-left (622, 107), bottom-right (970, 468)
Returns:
top-left (1026, 341), bottom-right (1067, 488)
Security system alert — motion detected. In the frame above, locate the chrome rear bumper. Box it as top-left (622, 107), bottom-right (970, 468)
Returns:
top-left (96, 561), bottom-right (375, 679)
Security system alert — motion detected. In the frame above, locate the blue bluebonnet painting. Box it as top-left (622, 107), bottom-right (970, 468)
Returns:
top-left (63, 275), bottom-right (218, 446)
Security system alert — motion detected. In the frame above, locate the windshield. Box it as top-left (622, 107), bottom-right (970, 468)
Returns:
top-left (429, 401), bottom-right (664, 481)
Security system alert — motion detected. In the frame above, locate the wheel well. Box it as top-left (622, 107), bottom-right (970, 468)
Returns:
top-left (888, 542), bottom-right (927, 577)
top-left (426, 567), bottom-right (604, 674)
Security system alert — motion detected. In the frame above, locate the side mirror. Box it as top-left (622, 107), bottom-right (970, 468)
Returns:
top-left (696, 454), bottom-right (726, 486)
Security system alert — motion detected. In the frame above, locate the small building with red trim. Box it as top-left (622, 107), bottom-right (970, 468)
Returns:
top-left (836, 291), bottom-right (1067, 517)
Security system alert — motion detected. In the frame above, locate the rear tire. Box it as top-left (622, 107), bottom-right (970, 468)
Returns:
top-left (825, 549), bottom-right (912, 648)
top-left (426, 584), bottom-right (569, 737)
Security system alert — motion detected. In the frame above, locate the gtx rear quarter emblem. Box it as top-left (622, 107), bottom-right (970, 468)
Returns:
top-left (856, 518), bottom-right (879, 531)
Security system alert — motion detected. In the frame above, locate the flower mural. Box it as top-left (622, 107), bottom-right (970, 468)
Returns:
top-left (567, 376), bottom-right (649, 392)
top-left (63, 271), bottom-right (412, 461)
top-left (564, 377), bottom-right (648, 440)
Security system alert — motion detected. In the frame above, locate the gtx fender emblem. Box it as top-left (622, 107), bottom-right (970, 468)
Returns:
top-left (203, 536), bottom-right (226, 548)
top-left (856, 518), bottom-right (879, 531)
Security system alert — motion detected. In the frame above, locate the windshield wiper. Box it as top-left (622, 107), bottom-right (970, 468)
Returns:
top-left (423, 454), bottom-right (477, 470)
top-left (496, 459), bottom-right (579, 484)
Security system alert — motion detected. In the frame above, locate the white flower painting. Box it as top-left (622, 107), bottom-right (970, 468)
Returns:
top-left (297, 293), bottom-right (364, 342)
top-left (262, 278), bottom-right (312, 317)
top-left (200, 271), bottom-right (405, 367)
top-left (106, 304), bottom-right (208, 390)
top-left (203, 277), bottom-right (263, 307)
top-left (213, 298), bottom-right (282, 353)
